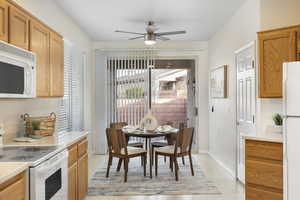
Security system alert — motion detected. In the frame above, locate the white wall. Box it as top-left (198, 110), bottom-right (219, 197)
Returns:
top-left (208, 0), bottom-right (261, 176)
top-left (2, 1), bottom-right (94, 152)
top-left (260, 0), bottom-right (300, 30)
top-left (93, 41), bottom-right (209, 154)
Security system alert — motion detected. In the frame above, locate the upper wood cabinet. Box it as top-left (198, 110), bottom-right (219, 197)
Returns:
top-left (0, 0), bottom-right (8, 42)
top-left (258, 26), bottom-right (300, 98)
top-left (8, 5), bottom-right (29, 50)
top-left (0, 0), bottom-right (65, 98)
top-left (50, 32), bottom-right (64, 97)
top-left (30, 20), bottom-right (50, 97)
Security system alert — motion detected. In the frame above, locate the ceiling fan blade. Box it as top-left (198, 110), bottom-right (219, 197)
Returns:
top-left (156, 30), bottom-right (186, 36)
top-left (129, 36), bottom-right (145, 40)
top-left (157, 36), bottom-right (170, 41)
top-left (115, 30), bottom-right (145, 35)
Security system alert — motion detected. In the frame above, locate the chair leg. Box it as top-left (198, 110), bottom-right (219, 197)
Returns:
top-left (174, 157), bottom-right (179, 181)
top-left (155, 153), bottom-right (158, 176)
top-left (170, 156), bottom-right (174, 172)
top-left (124, 158), bottom-right (129, 182)
top-left (151, 145), bottom-right (154, 166)
top-left (189, 152), bottom-right (194, 176)
top-left (143, 154), bottom-right (147, 177)
top-left (106, 155), bottom-right (112, 178)
top-left (117, 158), bottom-right (122, 172)
top-left (164, 156), bottom-right (166, 162)
top-left (182, 156), bottom-right (185, 165)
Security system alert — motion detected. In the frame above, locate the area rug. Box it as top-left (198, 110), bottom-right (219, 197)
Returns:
top-left (88, 156), bottom-right (221, 196)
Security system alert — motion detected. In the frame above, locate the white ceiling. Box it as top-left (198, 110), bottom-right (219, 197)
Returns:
top-left (55, 0), bottom-right (246, 41)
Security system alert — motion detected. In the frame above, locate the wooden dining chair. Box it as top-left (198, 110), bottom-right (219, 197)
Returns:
top-left (110, 122), bottom-right (144, 148)
top-left (106, 128), bottom-right (147, 182)
top-left (150, 122), bottom-right (186, 166)
top-left (154, 128), bottom-right (194, 181)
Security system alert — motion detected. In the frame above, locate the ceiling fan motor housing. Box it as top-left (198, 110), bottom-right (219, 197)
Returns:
top-left (145, 33), bottom-right (156, 41)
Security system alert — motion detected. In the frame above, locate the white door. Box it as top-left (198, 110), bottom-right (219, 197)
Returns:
top-left (235, 42), bottom-right (256, 183)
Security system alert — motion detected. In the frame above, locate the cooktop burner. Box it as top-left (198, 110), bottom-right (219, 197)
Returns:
top-left (0, 146), bottom-right (61, 163)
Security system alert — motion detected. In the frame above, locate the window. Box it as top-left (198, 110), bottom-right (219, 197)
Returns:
top-left (57, 40), bottom-right (84, 134)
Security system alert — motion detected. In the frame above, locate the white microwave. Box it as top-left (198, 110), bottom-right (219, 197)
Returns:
top-left (0, 41), bottom-right (36, 98)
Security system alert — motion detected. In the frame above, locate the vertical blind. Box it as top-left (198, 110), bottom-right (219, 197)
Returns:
top-left (57, 40), bottom-right (84, 134)
top-left (106, 50), bottom-right (155, 127)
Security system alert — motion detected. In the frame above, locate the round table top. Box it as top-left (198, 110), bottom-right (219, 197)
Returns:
top-left (123, 130), bottom-right (177, 138)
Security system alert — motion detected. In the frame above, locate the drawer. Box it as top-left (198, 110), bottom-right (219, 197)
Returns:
top-left (68, 144), bottom-right (78, 167)
top-left (78, 138), bottom-right (88, 158)
top-left (0, 174), bottom-right (25, 200)
top-left (246, 185), bottom-right (283, 200)
top-left (246, 159), bottom-right (283, 190)
top-left (246, 140), bottom-right (283, 161)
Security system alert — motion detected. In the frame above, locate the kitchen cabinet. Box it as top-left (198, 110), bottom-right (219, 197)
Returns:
top-left (258, 25), bottom-right (300, 98)
top-left (0, 0), bottom-right (8, 42)
top-left (68, 137), bottom-right (88, 200)
top-left (50, 32), bottom-right (64, 97)
top-left (30, 20), bottom-right (50, 97)
top-left (0, 172), bottom-right (25, 200)
top-left (68, 163), bottom-right (78, 200)
top-left (8, 5), bottom-right (29, 50)
top-left (245, 139), bottom-right (283, 200)
top-left (0, 0), bottom-right (65, 98)
top-left (78, 153), bottom-right (88, 200)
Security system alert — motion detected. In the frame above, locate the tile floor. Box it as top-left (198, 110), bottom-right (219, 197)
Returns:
top-left (86, 154), bottom-right (245, 200)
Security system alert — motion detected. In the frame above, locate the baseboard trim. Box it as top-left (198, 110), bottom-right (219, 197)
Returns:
top-left (208, 152), bottom-right (236, 178)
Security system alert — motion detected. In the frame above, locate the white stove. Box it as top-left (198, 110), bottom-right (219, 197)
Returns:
top-left (0, 146), bottom-right (68, 200)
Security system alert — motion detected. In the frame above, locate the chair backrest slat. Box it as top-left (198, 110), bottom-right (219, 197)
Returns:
top-left (175, 128), bottom-right (194, 154)
top-left (106, 128), bottom-right (127, 155)
top-left (110, 122), bottom-right (128, 129)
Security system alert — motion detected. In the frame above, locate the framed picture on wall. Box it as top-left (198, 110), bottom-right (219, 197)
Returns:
top-left (210, 65), bottom-right (228, 98)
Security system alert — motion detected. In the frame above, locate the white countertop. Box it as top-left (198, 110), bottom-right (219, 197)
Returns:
top-left (0, 131), bottom-right (89, 184)
top-left (4, 131), bottom-right (89, 147)
top-left (57, 131), bottom-right (89, 147)
top-left (243, 133), bottom-right (283, 143)
top-left (0, 162), bottom-right (29, 184)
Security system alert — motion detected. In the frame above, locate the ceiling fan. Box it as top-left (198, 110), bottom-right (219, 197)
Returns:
top-left (115, 21), bottom-right (186, 45)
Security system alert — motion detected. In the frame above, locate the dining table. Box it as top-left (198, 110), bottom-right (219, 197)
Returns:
top-left (123, 129), bottom-right (178, 178)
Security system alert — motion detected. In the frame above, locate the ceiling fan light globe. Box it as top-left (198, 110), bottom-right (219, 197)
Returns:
top-left (144, 40), bottom-right (156, 45)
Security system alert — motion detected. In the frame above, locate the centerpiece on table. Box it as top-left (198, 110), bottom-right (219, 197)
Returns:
top-left (139, 110), bottom-right (158, 131)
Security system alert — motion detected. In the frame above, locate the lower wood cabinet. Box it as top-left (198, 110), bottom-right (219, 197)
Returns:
top-left (68, 137), bottom-right (88, 200)
top-left (0, 172), bottom-right (25, 200)
top-left (68, 163), bottom-right (78, 200)
top-left (78, 153), bottom-right (88, 200)
top-left (245, 139), bottom-right (283, 200)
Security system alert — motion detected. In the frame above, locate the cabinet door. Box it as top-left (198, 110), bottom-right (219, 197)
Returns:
top-left (9, 5), bottom-right (29, 49)
top-left (30, 20), bottom-right (50, 97)
top-left (68, 163), bottom-right (77, 200)
top-left (77, 153), bottom-right (88, 200)
top-left (0, 0), bottom-right (8, 42)
top-left (259, 30), bottom-right (297, 98)
top-left (50, 32), bottom-right (64, 97)
top-left (0, 176), bottom-right (25, 200)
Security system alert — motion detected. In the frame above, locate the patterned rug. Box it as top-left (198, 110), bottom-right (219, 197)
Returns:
top-left (88, 156), bottom-right (221, 196)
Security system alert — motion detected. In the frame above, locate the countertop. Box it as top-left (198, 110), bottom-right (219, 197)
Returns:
top-left (0, 131), bottom-right (89, 184)
top-left (4, 131), bottom-right (89, 147)
top-left (243, 133), bottom-right (283, 143)
top-left (0, 162), bottom-right (29, 184)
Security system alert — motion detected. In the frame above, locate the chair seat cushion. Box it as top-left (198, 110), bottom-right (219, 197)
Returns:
top-left (151, 141), bottom-right (168, 147)
top-left (155, 145), bottom-right (177, 154)
top-left (128, 142), bottom-right (144, 147)
top-left (119, 147), bottom-right (147, 155)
